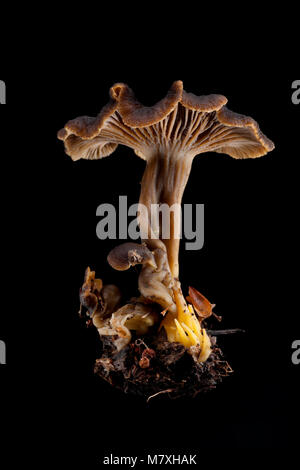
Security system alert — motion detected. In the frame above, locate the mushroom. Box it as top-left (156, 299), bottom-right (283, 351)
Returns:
top-left (79, 267), bottom-right (103, 317)
top-left (59, 81), bottom-right (274, 356)
top-left (107, 242), bottom-right (156, 271)
top-left (107, 242), bottom-right (176, 313)
top-left (92, 284), bottom-right (122, 328)
top-left (96, 301), bottom-right (159, 352)
top-left (79, 267), bottom-right (122, 328)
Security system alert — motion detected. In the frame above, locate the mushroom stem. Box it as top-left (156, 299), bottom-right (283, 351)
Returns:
top-left (138, 150), bottom-right (193, 279)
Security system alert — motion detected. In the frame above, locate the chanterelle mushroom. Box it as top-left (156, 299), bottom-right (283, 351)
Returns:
top-left (58, 81), bottom-right (274, 397)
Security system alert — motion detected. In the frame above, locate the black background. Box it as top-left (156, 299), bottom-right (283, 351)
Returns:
top-left (0, 10), bottom-right (299, 465)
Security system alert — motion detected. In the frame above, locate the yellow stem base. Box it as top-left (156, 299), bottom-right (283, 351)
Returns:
top-left (160, 288), bottom-right (212, 362)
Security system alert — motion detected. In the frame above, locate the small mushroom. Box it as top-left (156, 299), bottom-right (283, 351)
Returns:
top-left (98, 302), bottom-right (159, 351)
top-left (59, 82), bottom-right (275, 353)
top-left (138, 247), bottom-right (176, 313)
top-left (79, 267), bottom-right (103, 316)
top-left (107, 242), bottom-right (156, 271)
top-left (101, 284), bottom-right (122, 315)
top-left (92, 284), bottom-right (121, 328)
top-left (108, 243), bottom-right (176, 313)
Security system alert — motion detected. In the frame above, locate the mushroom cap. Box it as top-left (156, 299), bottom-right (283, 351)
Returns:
top-left (107, 242), bottom-right (156, 271)
top-left (58, 81), bottom-right (274, 161)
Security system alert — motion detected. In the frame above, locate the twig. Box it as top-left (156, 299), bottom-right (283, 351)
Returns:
top-left (207, 329), bottom-right (245, 336)
top-left (147, 388), bottom-right (174, 403)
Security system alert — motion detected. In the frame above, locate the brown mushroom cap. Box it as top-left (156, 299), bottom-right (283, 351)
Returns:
top-left (107, 242), bottom-right (156, 271)
top-left (58, 81), bottom-right (274, 161)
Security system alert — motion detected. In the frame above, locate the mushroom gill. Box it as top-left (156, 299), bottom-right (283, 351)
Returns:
top-left (58, 81), bottom-right (275, 362)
